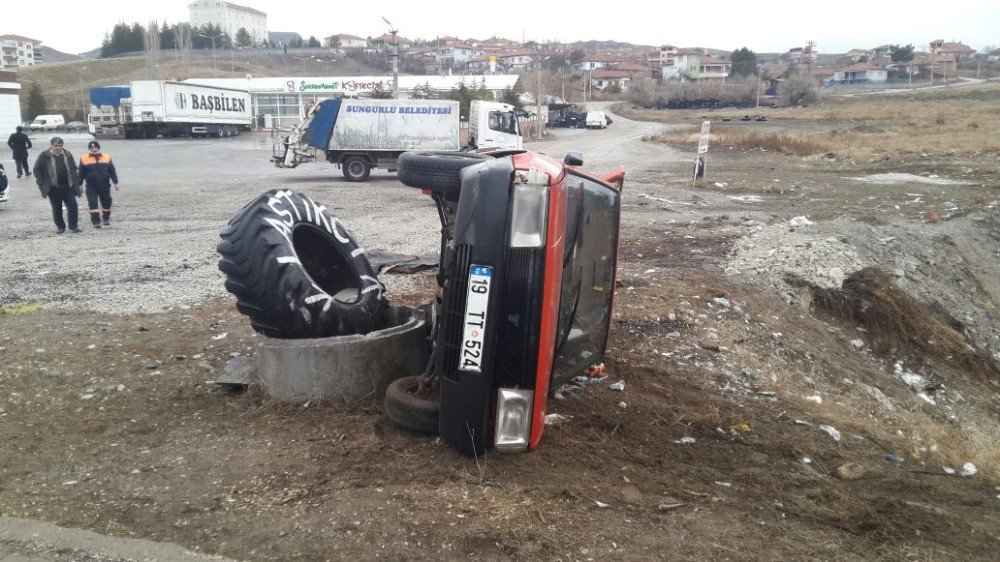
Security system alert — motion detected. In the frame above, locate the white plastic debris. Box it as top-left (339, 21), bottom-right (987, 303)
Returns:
top-left (594, 500), bottom-right (610, 508)
top-left (943, 467), bottom-right (956, 475)
top-left (713, 182), bottom-right (729, 188)
top-left (806, 395), bottom-right (823, 405)
top-left (674, 437), bottom-right (697, 445)
top-left (609, 380), bottom-right (626, 392)
top-left (802, 457), bottom-right (812, 464)
top-left (900, 373), bottom-right (926, 389)
top-left (713, 481), bottom-right (732, 487)
top-left (789, 216), bottom-right (813, 227)
top-left (211, 332), bottom-right (228, 341)
top-left (818, 424), bottom-right (842, 442)
top-left (961, 462), bottom-right (978, 477)
top-left (618, 401), bottom-right (628, 410)
top-left (544, 413), bottom-right (568, 426)
top-left (850, 339), bottom-right (865, 350)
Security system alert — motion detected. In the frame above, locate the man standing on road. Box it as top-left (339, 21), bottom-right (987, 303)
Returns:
top-left (7, 126), bottom-right (32, 178)
top-left (78, 140), bottom-right (121, 228)
top-left (32, 137), bottom-right (81, 234)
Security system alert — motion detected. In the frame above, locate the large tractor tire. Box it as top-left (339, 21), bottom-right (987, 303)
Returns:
top-left (396, 151), bottom-right (491, 199)
top-left (217, 189), bottom-right (387, 339)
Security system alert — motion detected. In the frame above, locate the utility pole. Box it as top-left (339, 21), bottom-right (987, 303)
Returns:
top-left (382, 17), bottom-right (399, 99)
top-left (535, 52), bottom-right (543, 140)
top-left (198, 32), bottom-right (225, 73)
top-left (755, 66), bottom-right (762, 108)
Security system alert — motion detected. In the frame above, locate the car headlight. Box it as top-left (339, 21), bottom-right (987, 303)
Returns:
top-left (494, 388), bottom-right (534, 451)
top-left (509, 184), bottom-right (548, 248)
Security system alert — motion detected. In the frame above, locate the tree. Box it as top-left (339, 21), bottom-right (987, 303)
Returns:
top-left (778, 69), bottom-right (818, 106)
top-left (730, 47), bottom-right (758, 77)
top-left (290, 36), bottom-right (303, 48)
top-left (499, 86), bottom-right (522, 110)
top-left (26, 82), bottom-right (47, 120)
top-left (235, 27), bottom-right (253, 48)
top-left (890, 44), bottom-right (915, 64)
top-left (144, 20), bottom-right (161, 78)
top-left (307, 36), bottom-right (320, 48)
top-left (175, 23), bottom-right (193, 63)
top-left (159, 22), bottom-right (175, 50)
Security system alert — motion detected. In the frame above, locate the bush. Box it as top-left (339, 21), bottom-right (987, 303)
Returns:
top-left (778, 70), bottom-right (818, 106)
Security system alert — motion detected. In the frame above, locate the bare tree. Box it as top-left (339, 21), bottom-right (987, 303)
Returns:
top-left (778, 69), bottom-right (818, 106)
top-left (145, 21), bottom-right (161, 79)
top-left (175, 23), bottom-right (193, 66)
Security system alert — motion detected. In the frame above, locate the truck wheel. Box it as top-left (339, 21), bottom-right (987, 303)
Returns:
top-left (217, 189), bottom-right (388, 339)
top-left (384, 376), bottom-right (439, 434)
top-left (396, 151), bottom-right (491, 198)
top-left (342, 156), bottom-right (371, 182)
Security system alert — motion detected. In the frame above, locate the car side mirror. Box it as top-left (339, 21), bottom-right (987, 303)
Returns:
top-left (563, 152), bottom-right (583, 166)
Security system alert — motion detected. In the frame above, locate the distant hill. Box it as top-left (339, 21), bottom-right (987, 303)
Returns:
top-left (570, 40), bottom-right (657, 53)
top-left (38, 46), bottom-right (86, 63)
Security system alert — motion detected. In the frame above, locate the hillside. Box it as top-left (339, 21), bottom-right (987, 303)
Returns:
top-left (16, 51), bottom-right (382, 118)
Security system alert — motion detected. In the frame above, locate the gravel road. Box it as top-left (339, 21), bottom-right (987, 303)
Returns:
top-left (0, 109), bottom-right (684, 314)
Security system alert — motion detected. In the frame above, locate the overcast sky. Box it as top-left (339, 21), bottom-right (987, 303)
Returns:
top-left (8, 0), bottom-right (999, 56)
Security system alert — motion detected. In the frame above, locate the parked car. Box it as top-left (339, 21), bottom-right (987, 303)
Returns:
top-left (387, 149), bottom-right (625, 455)
top-left (585, 110), bottom-right (608, 129)
top-left (65, 121), bottom-right (88, 132)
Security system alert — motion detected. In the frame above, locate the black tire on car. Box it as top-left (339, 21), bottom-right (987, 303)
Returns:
top-left (342, 155), bottom-right (371, 182)
top-left (396, 151), bottom-right (491, 198)
top-left (384, 375), bottom-right (440, 434)
top-left (217, 189), bottom-right (388, 339)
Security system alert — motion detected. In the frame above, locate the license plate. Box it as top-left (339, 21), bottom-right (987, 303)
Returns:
top-left (460, 264), bottom-right (493, 372)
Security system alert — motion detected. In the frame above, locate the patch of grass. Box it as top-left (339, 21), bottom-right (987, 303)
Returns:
top-left (618, 82), bottom-right (1000, 158)
top-left (0, 302), bottom-right (42, 315)
top-left (651, 128), bottom-right (829, 156)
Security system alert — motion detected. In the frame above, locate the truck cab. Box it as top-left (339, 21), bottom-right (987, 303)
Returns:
top-left (468, 100), bottom-right (522, 150)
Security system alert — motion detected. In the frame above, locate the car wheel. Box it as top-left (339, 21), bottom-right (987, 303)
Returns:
top-left (396, 151), bottom-right (491, 199)
top-left (384, 375), bottom-right (440, 434)
top-left (342, 156), bottom-right (371, 182)
top-left (217, 189), bottom-right (388, 338)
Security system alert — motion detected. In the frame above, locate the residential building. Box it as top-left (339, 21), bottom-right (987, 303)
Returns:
top-left (434, 43), bottom-right (477, 68)
top-left (575, 54), bottom-right (623, 72)
top-left (0, 71), bottom-right (21, 132)
top-left (498, 51), bottom-right (533, 71)
top-left (188, 1), bottom-right (268, 45)
top-left (0, 35), bottom-right (43, 69)
top-left (325, 34), bottom-right (367, 49)
top-left (367, 33), bottom-right (411, 54)
top-left (477, 37), bottom-right (519, 50)
top-left (590, 69), bottom-right (632, 92)
top-left (930, 40), bottom-right (976, 61)
top-left (871, 44), bottom-right (893, 58)
top-left (784, 44), bottom-right (818, 66)
top-left (844, 48), bottom-right (870, 63)
top-left (833, 62), bottom-right (888, 84)
top-left (988, 49), bottom-right (1000, 63)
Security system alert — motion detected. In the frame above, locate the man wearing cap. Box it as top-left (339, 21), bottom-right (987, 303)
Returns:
top-left (78, 140), bottom-right (121, 228)
top-left (32, 136), bottom-right (81, 234)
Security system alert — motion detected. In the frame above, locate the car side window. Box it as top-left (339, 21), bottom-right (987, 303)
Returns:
top-left (553, 173), bottom-right (620, 380)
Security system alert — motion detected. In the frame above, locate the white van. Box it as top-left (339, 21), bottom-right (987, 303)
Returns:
top-left (29, 114), bottom-right (66, 131)
top-left (585, 111), bottom-right (607, 129)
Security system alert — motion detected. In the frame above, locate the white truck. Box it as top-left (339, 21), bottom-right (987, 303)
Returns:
top-left (273, 99), bottom-right (522, 182)
top-left (89, 81), bottom-right (252, 139)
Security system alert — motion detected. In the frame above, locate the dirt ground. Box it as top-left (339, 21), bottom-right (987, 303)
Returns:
top-left (1, 89), bottom-right (999, 560)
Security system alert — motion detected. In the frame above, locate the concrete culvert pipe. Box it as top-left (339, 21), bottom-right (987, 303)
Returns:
top-left (255, 306), bottom-right (430, 405)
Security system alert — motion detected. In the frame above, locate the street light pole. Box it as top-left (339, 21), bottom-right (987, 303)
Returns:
top-left (756, 66), bottom-right (762, 108)
top-left (382, 17), bottom-right (399, 99)
top-left (198, 33), bottom-right (225, 73)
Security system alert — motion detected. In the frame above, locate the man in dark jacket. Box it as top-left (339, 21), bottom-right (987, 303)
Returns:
top-left (78, 140), bottom-right (121, 228)
top-left (7, 126), bottom-right (32, 178)
top-left (32, 136), bottom-right (81, 234)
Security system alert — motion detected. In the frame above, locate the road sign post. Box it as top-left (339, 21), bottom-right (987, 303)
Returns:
top-left (693, 120), bottom-right (711, 186)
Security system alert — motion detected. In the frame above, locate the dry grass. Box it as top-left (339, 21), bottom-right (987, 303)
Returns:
top-left (622, 82), bottom-right (1000, 158)
top-left (650, 128), bottom-right (829, 157)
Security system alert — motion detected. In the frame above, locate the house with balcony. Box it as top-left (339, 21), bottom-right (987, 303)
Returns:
top-left (0, 35), bottom-right (43, 69)
top-left (575, 53), bottom-right (624, 72)
top-left (784, 44), bottom-right (818, 66)
top-left (498, 51), bottom-right (533, 71)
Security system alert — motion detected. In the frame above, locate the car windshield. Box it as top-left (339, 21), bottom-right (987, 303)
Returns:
top-left (552, 172), bottom-right (621, 381)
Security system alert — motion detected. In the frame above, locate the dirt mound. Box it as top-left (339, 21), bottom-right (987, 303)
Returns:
top-left (812, 267), bottom-right (999, 379)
